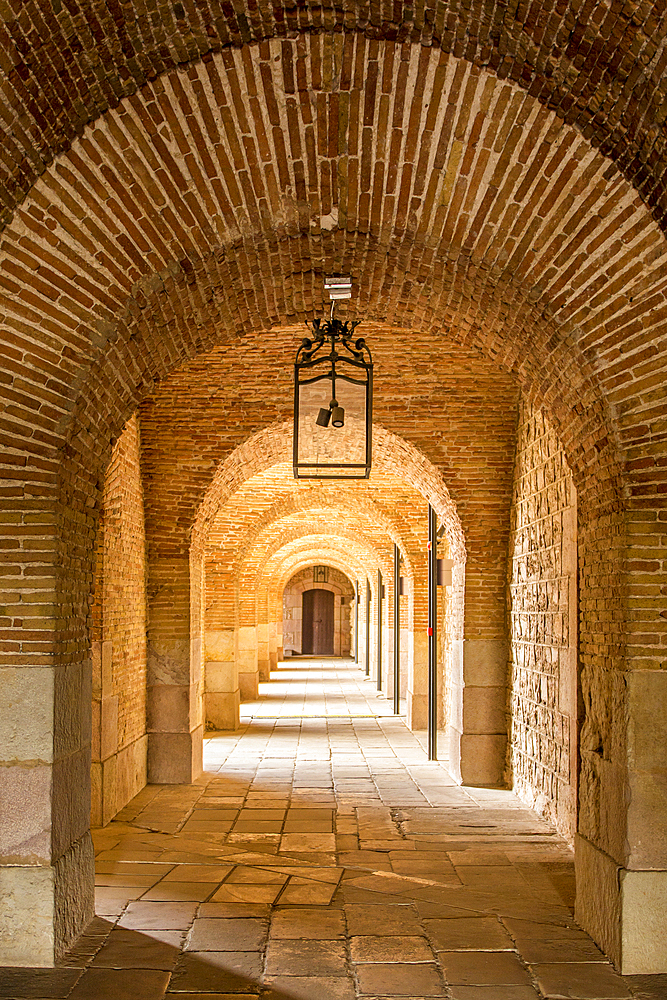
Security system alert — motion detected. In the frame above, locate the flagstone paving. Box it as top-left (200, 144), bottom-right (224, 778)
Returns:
top-left (2, 658), bottom-right (666, 999)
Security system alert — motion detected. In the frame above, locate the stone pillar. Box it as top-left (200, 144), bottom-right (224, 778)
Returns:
top-left (407, 569), bottom-right (429, 730)
top-left (257, 623), bottom-right (270, 681)
top-left (448, 639), bottom-right (507, 786)
top-left (268, 620), bottom-right (278, 671)
top-left (204, 629), bottom-right (240, 730)
top-left (237, 625), bottom-right (259, 700)
top-left (575, 509), bottom-right (667, 974)
top-left (407, 629), bottom-right (429, 729)
top-left (91, 639), bottom-right (120, 827)
top-left (0, 496), bottom-right (95, 967)
top-left (147, 556), bottom-right (203, 783)
top-left (0, 660), bottom-right (94, 966)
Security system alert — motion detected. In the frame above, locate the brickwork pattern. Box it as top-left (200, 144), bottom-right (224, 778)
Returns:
top-left (90, 415), bottom-right (147, 825)
top-left (509, 401), bottom-right (577, 840)
top-left (1, 4), bottom-right (667, 239)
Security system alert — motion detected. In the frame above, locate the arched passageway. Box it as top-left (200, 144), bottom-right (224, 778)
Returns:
top-left (0, 19), bottom-right (666, 984)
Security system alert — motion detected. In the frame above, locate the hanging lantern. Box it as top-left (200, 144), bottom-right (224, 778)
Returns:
top-left (293, 276), bottom-right (373, 479)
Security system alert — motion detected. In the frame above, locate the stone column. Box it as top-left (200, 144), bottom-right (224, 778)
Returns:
top-left (448, 638), bottom-right (507, 786)
top-left (236, 625), bottom-right (259, 699)
top-left (407, 629), bottom-right (429, 728)
top-left (146, 555), bottom-right (203, 783)
top-left (575, 507), bottom-right (667, 974)
top-left (446, 548), bottom-right (508, 788)
top-left (204, 629), bottom-right (240, 730)
top-left (257, 623), bottom-right (270, 681)
top-left (407, 571), bottom-right (429, 730)
top-left (0, 659), bottom-right (95, 966)
top-left (268, 620), bottom-right (278, 671)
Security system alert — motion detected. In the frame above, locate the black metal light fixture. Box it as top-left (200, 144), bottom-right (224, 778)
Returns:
top-left (293, 276), bottom-right (373, 479)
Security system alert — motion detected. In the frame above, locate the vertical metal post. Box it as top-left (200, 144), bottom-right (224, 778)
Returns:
top-left (428, 503), bottom-right (438, 761)
top-left (393, 543), bottom-right (401, 714)
top-left (377, 568), bottom-right (383, 691)
top-left (365, 579), bottom-right (371, 676)
top-left (354, 579), bottom-right (359, 663)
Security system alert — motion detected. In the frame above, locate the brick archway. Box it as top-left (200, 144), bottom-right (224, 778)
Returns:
top-left (1, 33), bottom-right (666, 973)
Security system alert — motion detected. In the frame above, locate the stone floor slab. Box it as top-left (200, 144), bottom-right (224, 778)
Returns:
top-left (424, 917), bottom-right (514, 951)
top-left (532, 963), bottom-right (635, 999)
top-left (187, 918), bottom-right (268, 952)
top-left (169, 952), bottom-right (262, 992)
top-left (438, 951), bottom-right (534, 985)
top-left (0, 969), bottom-right (82, 999)
top-left (67, 968), bottom-right (170, 999)
top-left (262, 976), bottom-right (356, 999)
top-left (118, 901), bottom-right (198, 930)
top-left (355, 962), bottom-right (446, 996)
top-left (270, 907), bottom-right (346, 938)
top-left (91, 927), bottom-right (183, 969)
top-left (448, 988), bottom-right (542, 1000)
top-left (351, 935), bottom-right (434, 963)
top-left (265, 938), bottom-right (348, 976)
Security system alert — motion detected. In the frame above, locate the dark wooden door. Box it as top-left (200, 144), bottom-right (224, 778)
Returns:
top-left (302, 588), bottom-right (335, 655)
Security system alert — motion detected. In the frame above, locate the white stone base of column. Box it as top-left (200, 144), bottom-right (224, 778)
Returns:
top-left (0, 832), bottom-right (94, 967)
top-left (575, 834), bottom-right (667, 973)
top-left (239, 672), bottom-right (259, 700)
top-left (407, 691), bottom-right (428, 730)
top-left (205, 658), bottom-right (240, 730)
top-left (448, 727), bottom-right (506, 786)
top-left (148, 726), bottom-right (203, 783)
top-left (206, 690), bottom-right (241, 730)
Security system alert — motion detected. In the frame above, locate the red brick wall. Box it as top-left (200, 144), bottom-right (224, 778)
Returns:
top-left (90, 416), bottom-right (147, 826)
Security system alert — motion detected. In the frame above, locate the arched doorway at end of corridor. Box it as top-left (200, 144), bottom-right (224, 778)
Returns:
top-left (302, 588), bottom-right (335, 655)
top-left (282, 566), bottom-right (354, 658)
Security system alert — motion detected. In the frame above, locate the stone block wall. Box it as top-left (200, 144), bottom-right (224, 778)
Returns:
top-left (90, 416), bottom-right (148, 827)
top-left (508, 400), bottom-right (578, 841)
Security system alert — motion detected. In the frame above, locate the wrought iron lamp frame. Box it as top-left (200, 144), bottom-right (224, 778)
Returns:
top-left (293, 308), bottom-right (373, 479)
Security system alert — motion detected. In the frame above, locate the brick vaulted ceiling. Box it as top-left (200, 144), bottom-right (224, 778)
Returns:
top-left (1, 1), bottom-right (667, 232)
top-left (3, 33), bottom-right (666, 516)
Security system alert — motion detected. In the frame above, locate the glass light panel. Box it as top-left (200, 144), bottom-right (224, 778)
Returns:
top-left (296, 376), bottom-right (367, 477)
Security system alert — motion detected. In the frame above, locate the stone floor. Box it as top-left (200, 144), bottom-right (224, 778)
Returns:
top-left (2, 658), bottom-right (666, 1000)
top-left (240, 656), bottom-right (405, 720)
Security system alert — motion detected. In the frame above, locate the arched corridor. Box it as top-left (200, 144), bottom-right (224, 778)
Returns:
top-left (2, 4), bottom-right (667, 990)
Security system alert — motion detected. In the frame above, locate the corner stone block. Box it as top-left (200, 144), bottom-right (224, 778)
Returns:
top-left (147, 684), bottom-right (192, 733)
top-left (620, 869), bottom-right (667, 974)
top-left (148, 727), bottom-right (203, 784)
top-left (0, 866), bottom-right (55, 966)
top-left (462, 639), bottom-right (508, 687)
top-left (147, 638), bottom-right (192, 687)
top-left (206, 691), bottom-right (241, 730)
top-left (462, 685), bottom-right (507, 734)
top-left (457, 733), bottom-right (506, 787)
top-left (575, 834), bottom-right (622, 969)
top-left (407, 691), bottom-right (428, 731)
top-left (627, 669), bottom-right (667, 869)
top-left (0, 763), bottom-right (52, 863)
top-left (239, 671), bottom-right (259, 700)
top-left (0, 667), bottom-right (54, 762)
top-left (51, 749), bottom-right (92, 862)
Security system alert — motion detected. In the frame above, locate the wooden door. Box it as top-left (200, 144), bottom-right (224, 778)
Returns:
top-left (302, 588), bottom-right (335, 655)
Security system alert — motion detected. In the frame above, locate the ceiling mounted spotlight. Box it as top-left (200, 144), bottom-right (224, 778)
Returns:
top-left (293, 276), bottom-right (373, 479)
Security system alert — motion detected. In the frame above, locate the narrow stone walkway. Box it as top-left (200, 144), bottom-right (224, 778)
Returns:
top-left (2, 659), bottom-right (665, 999)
